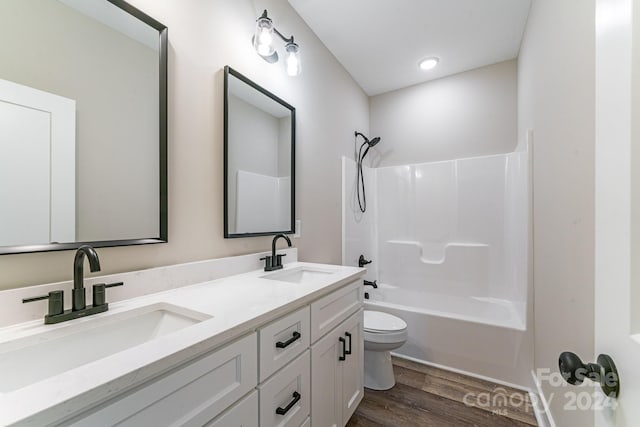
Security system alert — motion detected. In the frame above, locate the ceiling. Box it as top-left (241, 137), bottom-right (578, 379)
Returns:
top-left (288, 0), bottom-right (531, 96)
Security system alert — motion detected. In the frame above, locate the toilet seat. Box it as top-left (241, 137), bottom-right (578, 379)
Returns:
top-left (364, 328), bottom-right (408, 344)
top-left (364, 310), bottom-right (407, 333)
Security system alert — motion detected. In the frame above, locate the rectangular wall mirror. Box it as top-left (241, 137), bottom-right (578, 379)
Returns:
top-left (224, 66), bottom-right (295, 238)
top-left (0, 0), bottom-right (167, 255)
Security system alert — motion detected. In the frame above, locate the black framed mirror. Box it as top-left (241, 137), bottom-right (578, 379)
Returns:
top-left (224, 66), bottom-right (295, 238)
top-left (0, 0), bottom-right (167, 255)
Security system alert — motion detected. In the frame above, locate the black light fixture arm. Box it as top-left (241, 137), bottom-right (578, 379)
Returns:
top-left (274, 27), bottom-right (295, 44)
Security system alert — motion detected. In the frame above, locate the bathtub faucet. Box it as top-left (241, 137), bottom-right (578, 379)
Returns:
top-left (358, 255), bottom-right (372, 268)
top-left (364, 279), bottom-right (378, 288)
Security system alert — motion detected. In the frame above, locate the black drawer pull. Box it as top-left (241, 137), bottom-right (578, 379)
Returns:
top-left (339, 337), bottom-right (346, 361)
top-left (345, 332), bottom-right (352, 355)
top-left (276, 391), bottom-right (301, 415)
top-left (276, 331), bottom-right (301, 349)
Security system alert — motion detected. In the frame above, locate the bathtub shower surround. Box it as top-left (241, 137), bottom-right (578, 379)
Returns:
top-left (342, 145), bottom-right (533, 387)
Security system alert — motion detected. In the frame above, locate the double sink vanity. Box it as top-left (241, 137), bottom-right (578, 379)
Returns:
top-left (0, 256), bottom-right (365, 426)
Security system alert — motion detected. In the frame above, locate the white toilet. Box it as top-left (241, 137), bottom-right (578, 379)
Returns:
top-left (363, 310), bottom-right (408, 390)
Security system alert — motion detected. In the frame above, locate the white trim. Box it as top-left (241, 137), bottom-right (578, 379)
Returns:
top-left (341, 156), bottom-right (347, 265)
top-left (391, 352), bottom-right (533, 393)
top-left (530, 369), bottom-right (555, 427)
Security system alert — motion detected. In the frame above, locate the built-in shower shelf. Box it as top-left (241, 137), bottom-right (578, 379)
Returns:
top-left (386, 240), bottom-right (489, 264)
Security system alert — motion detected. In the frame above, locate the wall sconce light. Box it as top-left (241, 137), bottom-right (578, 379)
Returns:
top-left (252, 10), bottom-right (301, 76)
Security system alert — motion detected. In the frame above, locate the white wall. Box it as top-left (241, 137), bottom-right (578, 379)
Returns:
top-left (0, 0), bottom-right (369, 290)
top-left (518, 0), bottom-right (595, 425)
top-left (369, 59), bottom-right (517, 166)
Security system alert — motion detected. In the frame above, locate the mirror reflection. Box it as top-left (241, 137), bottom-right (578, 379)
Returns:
top-left (0, 0), bottom-right (167, 254)
top-left (224, 66), bottom-right (295, 237)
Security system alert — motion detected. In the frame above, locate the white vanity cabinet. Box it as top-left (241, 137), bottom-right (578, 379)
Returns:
top-left (31, 271), bottom-right (363, 427)
top-left (66, 332), bottom-right (258, 426)
top-left (310, 280), bottom-right (365, 427)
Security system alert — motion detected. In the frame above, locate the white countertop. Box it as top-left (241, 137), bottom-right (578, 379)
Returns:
top-left (0, 262), bottom-right (364, 426)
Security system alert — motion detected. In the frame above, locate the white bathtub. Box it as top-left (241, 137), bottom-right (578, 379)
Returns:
top-left (343, 149), bottom-right (533, 388)
top-left (366, 284), bottom-right (532, 387)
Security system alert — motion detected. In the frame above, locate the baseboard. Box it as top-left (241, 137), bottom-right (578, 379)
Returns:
top-left (391, 352), bottom-right (533, 393)
top-left (530, 369), bottom-right (555, 427)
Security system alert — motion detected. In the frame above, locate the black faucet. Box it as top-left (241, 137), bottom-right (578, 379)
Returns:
top-left (73, 245), bottom-right (101, 311)
top-left (262, 234), bottom-right (292, 271)
top-left (22, 245), bottom-right (124, 324)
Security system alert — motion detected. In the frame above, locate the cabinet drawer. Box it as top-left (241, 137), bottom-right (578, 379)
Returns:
top-left (258, 350), bottom-right (310, 427)
top-left (310, 280), bottom-right (363, 343)
top-left (205, 390), bottom-right (258, 427)
top-left (259, 306), bottom-right (310, 382)
top-left (68, 333), bottom-right (258, 426)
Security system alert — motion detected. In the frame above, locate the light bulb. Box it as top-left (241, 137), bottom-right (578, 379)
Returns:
top-left (258, 28), bottom-right (272, 46)
top-left (253, 16), bottom-right (275, 57)
top-left (285, 42), bottom-right (301, 76)
top-left (258, 35), bottom-right (273, 56)
top-left (419, 57), bottom-right (439, 70)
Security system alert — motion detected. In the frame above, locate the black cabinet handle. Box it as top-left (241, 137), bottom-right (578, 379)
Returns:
top-left (339, 337), bottom-right (346, 361)
top-left (276, 331), bottom-right (301, 349)
top-left (275, 391), bottom-right (301, 415)
top-left (344, 332), bottom-right (352, 355)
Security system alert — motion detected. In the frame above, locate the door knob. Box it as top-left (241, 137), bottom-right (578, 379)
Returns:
top-left (558, 351), bottom-right (620, 398)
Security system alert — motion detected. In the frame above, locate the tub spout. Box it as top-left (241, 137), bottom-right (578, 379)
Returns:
top-left (364, 279), bottom-right (378, 288)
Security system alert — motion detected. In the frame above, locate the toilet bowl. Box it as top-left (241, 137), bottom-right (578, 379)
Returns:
top-left (363, 310), bottom-right (408, 390)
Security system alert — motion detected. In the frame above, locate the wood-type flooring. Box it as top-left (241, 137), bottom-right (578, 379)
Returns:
top-left (347, 357), bottom-right (538, 427)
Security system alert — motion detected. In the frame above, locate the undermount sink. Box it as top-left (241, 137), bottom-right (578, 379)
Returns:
top-left (0, 303), bottom-right (211, 393)
top-left (261, 266), bottom-right (337, 284)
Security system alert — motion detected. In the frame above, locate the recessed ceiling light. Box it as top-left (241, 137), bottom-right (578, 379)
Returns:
top-left (419, 57), bottom-right (439, 70)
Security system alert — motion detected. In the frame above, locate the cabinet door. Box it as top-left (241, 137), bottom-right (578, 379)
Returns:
top-left (205, 390), bottom-right (258, 427)
top-left (340, 310), bottom-right (364, 424)
top-left (310, 326), bottom-right (343, 427)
